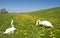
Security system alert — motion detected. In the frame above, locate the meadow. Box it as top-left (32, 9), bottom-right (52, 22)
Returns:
top-left (0, 7), bottom-right (60, 38)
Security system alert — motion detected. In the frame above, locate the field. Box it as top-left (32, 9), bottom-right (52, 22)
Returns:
top-left (0, 7), bottom-right (60, 38)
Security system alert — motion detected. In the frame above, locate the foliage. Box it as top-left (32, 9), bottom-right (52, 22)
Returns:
top-left (0, 8), bottom-right (8, 14)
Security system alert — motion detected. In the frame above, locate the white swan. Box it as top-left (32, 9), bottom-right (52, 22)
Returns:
top-left (36, 20), bottom-right (53, 27)
top-left (3, 20), bottom-right (16, 34)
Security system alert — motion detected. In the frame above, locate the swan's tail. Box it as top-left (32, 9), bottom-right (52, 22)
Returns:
top-left (11, 20), bottom-right (14, 27)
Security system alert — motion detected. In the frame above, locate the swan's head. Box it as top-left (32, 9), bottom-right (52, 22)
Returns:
top-left (37, 20), bottom-right (41, 22)
top-left (11, 20), bottom-right (13, 23)
top-left (36, 20), bottom-right (41, 25)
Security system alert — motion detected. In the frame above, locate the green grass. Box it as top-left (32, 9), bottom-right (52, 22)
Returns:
top-left (0, 7), bottom-right (60, 38)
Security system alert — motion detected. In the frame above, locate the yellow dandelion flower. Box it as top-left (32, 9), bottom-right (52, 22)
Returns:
top-left (50, 34), bottom-right (54, 37)
top-left (57, 30), bottom-right (60, 32)
top-left (59, 26), bottom-right (60, 28)
top-left (11, 35), bottom-right (14, 38)
top-left (53, 31), bottom-right (55, 32)
top-left (0, 31), bottom-right (1, 33)
top-left (17, 29), bottom-right (19, 30)
top-left (16, 31), bottom-right (19, 35)
top-left (47, 29), bottom-right (50, 30)
top-left (22, 24), bottom-right (24, 26)
top-left (32, 25), bottom-right (34, 28)
top-left (52, 34), bottom-right (54, 36)
top-left (47, 28), bottom-right (52, 30)
top-left (38, 36), bottom-right (41, 38)
top-left (11, 32), bottom-right (14, 34)
top-left (42, 30), bottom-right (44, 32)
top-left (20, 30), bottom-right (23, 32)
top-left (50, 35), bottom-right (52, 37)
top-left (53, 37), bottom-right (55, 38)
top-left (40, 34), bottom-right (45, 36)
top-left (24, 32), bottom-right (28, 36)
top-left (50, 31), bottom-right (53, 34)
top-left (25, 36), bottom-right (28, 38)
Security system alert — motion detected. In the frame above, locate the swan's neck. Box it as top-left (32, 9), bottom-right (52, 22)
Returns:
top-left (11, 20), bottom-right (14, 27)
top-left (11, 25), bottom-right (15, 29)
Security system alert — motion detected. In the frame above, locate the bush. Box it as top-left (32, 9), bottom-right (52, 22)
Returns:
top-left (0, 8), bottom-right (8, 14)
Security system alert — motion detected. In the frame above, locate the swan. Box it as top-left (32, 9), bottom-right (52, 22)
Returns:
top-left (36, 20), bottom-right (53, 27)
top-left (3, 20), bottom-right (16, 34)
